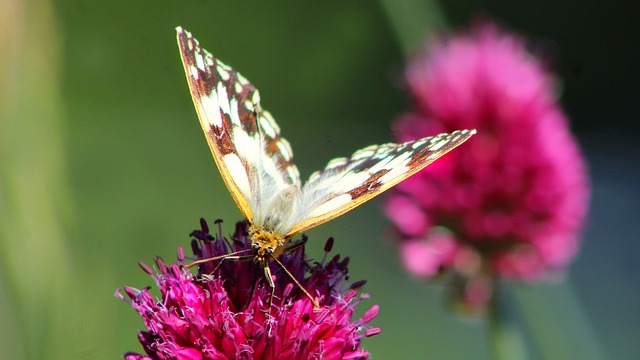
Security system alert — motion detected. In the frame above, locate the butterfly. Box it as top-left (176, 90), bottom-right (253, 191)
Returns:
top-left (176, 27), bottom-right (475, 303)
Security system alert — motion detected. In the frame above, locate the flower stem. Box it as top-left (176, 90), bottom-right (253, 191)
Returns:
top-left (377, 0), bottom-right (448, 56)
top-left (487, 282), bottom-right (530, 360)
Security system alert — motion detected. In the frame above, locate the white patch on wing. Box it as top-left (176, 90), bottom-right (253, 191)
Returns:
top-left (379, 165), bottom-right (410, 184)
top-left (195, 52), bottom-right (206, 71)
top-left (259, 113), bottom-right (278, 138)
top-left (217, 83), bottom-right (231, 117)
top-left (219, 62), bottom-right (231, 72)
top-left (251, 91), bottom-right (260, 105)
top-left (237, 73), bottom-right (249, 85)
top-left (305, 194), bottom-right (351, 219)
top-left (370, 151), bottom-right (411, 173)
top-left (294, 169), bottom-right (369, 224)
top-left (428, 138), bottom-right (447, 151)
top-left (200, 92), bottom-right (222, 127)
top-left (204, 55), bottom-right (213, 67)
top-left (333, 171), bottom-right (371, 192)
top-left (352, 145), bottom-right (377, 160)
top-left (223, 154), bottom-right (251, 198)
top-left (189, 65), bottom-right (199, 80)
top-left (232, 127), bottom-right (261, 161)
top-left (276, 139), bottom-right (293, 161)
top-left (229, 98), bottom-right (241, 126)
top-left (325, 157), bottom-right (348, 170)
top-left (217, 66), bottom-right (230, 81)
top-left (287, 167), bottom-right (300, 183)
top-left (256, 157), bottom-right (289, 194)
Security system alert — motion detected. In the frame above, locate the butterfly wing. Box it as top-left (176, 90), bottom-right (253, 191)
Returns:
top-left (285, 129), bottom-right (476, 236)
top-left (176, 27), bottom-right (301, 222)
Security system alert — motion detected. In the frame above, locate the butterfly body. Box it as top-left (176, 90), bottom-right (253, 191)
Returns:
top-left (250, 226), bottom-right (287, 260)
top-left (176, 27), bottom-right (475, 275)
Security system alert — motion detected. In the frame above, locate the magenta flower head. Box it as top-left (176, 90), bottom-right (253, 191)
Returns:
top-left (384, 23), bottom-right (589, 311)
top-left (117, 218), bottom-right (380, 359)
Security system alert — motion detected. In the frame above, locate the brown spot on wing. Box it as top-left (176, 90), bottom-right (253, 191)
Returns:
top-left (406, 130), bottom-right (474, 168)
top-left (347, 169), bottom-right (390, 199)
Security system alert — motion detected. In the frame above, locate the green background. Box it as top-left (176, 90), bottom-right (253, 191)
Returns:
top-left (2, 1), bottom-right (639, 359)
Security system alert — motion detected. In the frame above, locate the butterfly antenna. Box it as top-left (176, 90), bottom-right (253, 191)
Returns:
top-left (184, 248), bottom-right (253, 269)
top-left (270, 254), bottom-right (320, 308)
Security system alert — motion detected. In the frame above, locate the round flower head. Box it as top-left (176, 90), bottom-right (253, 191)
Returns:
top-left (384, 24), bottom-right (589, 311)
top-left (117, 218), bottom-right (380, 359)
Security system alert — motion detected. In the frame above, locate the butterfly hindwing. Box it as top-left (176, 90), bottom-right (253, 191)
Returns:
top-left (286, 130), bottom-right (476, 236)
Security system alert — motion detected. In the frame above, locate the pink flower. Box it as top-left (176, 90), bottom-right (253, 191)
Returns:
top-left (384, 24), bottom-right (589, 310)
top-left (117, 219), bottom-right (380, 359)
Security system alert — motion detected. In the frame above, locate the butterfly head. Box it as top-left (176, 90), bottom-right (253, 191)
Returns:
top-left (249, 225), bottom-right (287, 261)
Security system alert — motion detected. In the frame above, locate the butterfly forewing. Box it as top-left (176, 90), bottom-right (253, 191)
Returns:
top-left (285, 129), bottom-right (476, 236)
top-left (176, 27), bottom-right (301, 224)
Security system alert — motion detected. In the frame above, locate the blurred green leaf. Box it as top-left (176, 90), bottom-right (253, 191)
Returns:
top-left (0, 0), bottom-right (78, 358)
top-left (378, 0), bottom-right (447, 55)
top-left (488, 283), bottom-right (531, 360)
top-left (514, 281), bottom-right (607, 360)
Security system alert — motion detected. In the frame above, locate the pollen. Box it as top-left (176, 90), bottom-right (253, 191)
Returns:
top-left (249, 226), bottom-right (287, 258)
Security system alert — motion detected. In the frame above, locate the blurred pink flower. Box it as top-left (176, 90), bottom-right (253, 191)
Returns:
top-left (384, 24), bottom-right (589, 310)
top-left (117, 219), bottom-right (380, 359)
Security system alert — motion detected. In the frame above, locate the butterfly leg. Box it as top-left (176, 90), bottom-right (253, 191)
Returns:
top-left (262, 263), bottom-right (276, 312)
top-left (209, 253), bottom-right (255, 275)
top-left (283, 234), bottom-right (308, 253)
